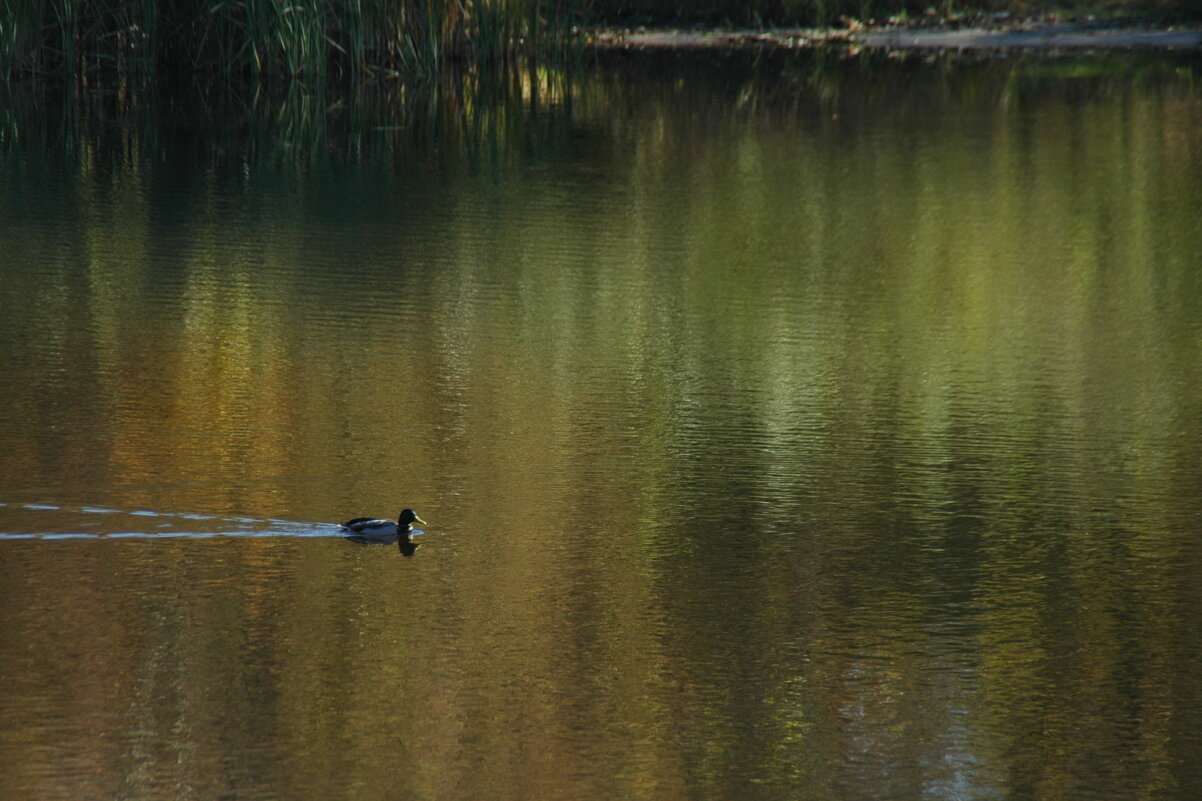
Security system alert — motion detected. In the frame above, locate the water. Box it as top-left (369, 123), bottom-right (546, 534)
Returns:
top-left (2, 50), bottom-right (1202, 800)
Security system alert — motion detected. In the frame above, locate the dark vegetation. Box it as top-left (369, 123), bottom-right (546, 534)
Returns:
top-left (0, 0), bottom-right (1198, 79)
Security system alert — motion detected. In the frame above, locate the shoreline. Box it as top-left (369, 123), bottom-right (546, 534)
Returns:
top-left (589, 21), bottom-right (1202, 51)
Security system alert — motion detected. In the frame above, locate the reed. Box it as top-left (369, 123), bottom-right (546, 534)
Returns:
top-left (0, 0), bottom-right (583, 79)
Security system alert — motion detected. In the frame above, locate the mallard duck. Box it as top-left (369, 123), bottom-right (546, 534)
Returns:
top-left (340, 508), bottom-right (427, 541)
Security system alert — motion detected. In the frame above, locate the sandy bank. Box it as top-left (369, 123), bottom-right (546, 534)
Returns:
top-left (860, 23), bottom-right (1202, 49)
top-left (592, 23), bottom-right (1202, 51)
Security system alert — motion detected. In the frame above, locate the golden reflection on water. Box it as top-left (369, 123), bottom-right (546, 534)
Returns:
top-left (2, 53), bottom-right (1202, 800)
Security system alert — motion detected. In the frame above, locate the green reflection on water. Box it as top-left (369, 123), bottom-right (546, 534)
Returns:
top-left (2, 51), bottom-right (1202, 801)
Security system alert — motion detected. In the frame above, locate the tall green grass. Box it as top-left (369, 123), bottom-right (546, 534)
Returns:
top-left (0, 0), bottom-right (583, 79)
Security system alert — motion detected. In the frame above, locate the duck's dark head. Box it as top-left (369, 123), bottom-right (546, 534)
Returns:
top-left (398, 509), bottom-right (427, 529)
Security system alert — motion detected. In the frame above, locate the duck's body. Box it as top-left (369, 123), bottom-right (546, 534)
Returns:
top-left (340, 517), bottom-right (404, 537)
top-left (340, 509), bottom-right (427, 543)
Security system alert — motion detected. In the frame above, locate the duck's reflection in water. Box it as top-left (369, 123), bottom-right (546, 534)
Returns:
top-left (344, 529), bottom-right (425, 557)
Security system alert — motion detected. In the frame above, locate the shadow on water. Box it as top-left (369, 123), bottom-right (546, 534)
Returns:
top-left (2, 49), bottom-right (1199, 177)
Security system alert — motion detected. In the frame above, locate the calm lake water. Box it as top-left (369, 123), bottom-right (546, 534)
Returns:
top-left (3, 49), bottom-right (1202, 800)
